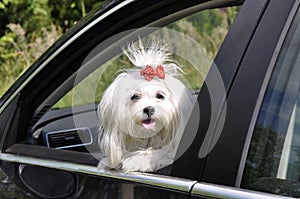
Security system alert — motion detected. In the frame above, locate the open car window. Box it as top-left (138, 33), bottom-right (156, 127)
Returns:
top-left (29, 5), bottom-right (240, 173)
top-left (31, 5), bottom-right (242, 172)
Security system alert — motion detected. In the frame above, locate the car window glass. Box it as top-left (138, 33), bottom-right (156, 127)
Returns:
top-left (241, 9), bottom-right (300, 198)
top-left (54, 7), bottom-right (240, 108)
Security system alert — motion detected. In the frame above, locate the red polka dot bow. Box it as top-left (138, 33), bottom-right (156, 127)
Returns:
top-left (140, 65), bottom-right (165, 81)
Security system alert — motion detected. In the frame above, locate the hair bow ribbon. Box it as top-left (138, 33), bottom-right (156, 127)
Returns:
top-left (140, 65), bottom-right (165, 81)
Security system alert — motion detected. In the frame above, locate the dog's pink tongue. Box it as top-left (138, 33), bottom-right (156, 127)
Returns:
top-left (142, 119), bottom-right (156, 129)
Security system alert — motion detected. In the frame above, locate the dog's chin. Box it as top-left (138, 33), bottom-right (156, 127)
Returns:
top-left (136, 120), bottom-right (165, 138)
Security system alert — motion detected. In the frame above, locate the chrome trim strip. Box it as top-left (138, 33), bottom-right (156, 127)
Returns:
top-left (235, 0), bottom-right (300, 187)
top-left (192, 183), bottom-right (293, 199)
top-left (0, 153), bottom-right (197, 193)
top-left (0, 0), bottom-right (136, 115)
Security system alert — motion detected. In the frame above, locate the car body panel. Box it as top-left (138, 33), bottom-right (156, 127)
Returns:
top-left (201, 0), bottom-right (299, 187)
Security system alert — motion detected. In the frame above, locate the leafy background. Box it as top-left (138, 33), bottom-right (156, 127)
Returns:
top-left (0, 0), bottom-right (104, 97)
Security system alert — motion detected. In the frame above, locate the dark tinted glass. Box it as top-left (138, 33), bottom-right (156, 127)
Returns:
top-left (242, 9), bottom-right (300, 198)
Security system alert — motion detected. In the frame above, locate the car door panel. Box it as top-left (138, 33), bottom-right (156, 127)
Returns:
top-left (201, 0), bottom-right (298, 187)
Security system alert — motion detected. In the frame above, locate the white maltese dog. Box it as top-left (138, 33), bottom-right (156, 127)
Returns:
top-left (97, 40), bottom-right (193, 172)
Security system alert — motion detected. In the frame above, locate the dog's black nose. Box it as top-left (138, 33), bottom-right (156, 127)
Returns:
top-left (143, 106), bottom-right (155, 117)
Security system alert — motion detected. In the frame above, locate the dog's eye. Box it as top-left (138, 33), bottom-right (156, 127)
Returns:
top-left (156, 93), bottom-right (165, 100)
top-left (131, 94), bottom-right (140, 101)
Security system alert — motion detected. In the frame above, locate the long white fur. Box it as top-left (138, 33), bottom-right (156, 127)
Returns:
top-left (122, 39), bottom-right (183, 74)
top-left (97, 40), bottom-right (192, 172)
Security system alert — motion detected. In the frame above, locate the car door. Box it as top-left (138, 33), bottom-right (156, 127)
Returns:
top-left (0, 0), bottom-right (277, 198)
top-left (191, 0), bottom-right (300, 198)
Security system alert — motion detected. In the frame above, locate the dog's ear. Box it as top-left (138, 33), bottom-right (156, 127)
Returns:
top-left (97, 80), bottom-right (116, 130)
top-left (97, 74), bottom-right (125, 168)
top-left (97, 73), bottom-right (129, 129)
top-left (99, 125), bottom-right (124, 169)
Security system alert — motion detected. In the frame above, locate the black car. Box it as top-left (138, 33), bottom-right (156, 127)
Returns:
top-left (0, 0), bottom-right (300, 198)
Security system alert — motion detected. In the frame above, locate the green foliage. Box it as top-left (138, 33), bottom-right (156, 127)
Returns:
top-left (187, 8), bottom-right (223, 35)
top-left (48, 0), bottom-right (103, 32)
top-left (0, 0), bottom-right (105, 97)
top-left (0, 0), bottom-right (52, 37)
top-left (0, 0), bottom-right (104, 36)
top-left (0, 23), bottom-right (62, 96)
top-left (172, 7), bottom-right (239, 58)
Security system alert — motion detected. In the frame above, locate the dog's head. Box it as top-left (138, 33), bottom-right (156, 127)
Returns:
top-left (98, 72), bottom-right (187, 140)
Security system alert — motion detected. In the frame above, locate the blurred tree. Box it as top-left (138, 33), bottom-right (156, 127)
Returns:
top-left (187, 8), bottom-right (223, 36)
top-left (48, 0), bottom-right (103, 32)
top-left (0, 0), bottom-right (52, 37)
top-left (0, 0), bottom-right (105, 96)
top-left (0, 0), bottom-right (105, 36)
